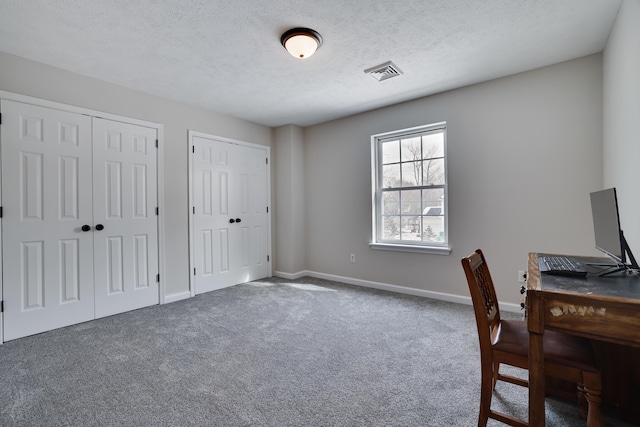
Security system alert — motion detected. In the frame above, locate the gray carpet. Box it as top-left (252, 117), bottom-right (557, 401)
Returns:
top-left (0, 276), bottom-right (633, 426)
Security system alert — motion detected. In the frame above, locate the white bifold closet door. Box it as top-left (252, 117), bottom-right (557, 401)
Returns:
top-left (192, 135), bottom-right (269, 293)
top-left (1, 100), bottom-right (159, 341)
top-left (92, 118), bottom-right (159, 319)
top-left (1, 100), bottom-right (95, 340)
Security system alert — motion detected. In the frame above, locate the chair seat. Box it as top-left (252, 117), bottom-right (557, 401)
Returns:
top-left (494, 319), bottom-right (598, 373)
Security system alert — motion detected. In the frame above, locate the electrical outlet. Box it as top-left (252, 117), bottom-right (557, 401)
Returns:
top-left (518, 270), bottom-right (527, 283)
top-left (350, 254), bottom-right (356, 263)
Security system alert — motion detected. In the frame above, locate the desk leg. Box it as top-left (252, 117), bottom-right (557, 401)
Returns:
top-left (529, 330), bottom-right (545, 426)
top-left (527, 290), bottom-right (545, 426)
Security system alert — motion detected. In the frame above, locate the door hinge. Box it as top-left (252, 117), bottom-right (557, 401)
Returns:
top-left (193, 268), bottom-right (196, 275)
top-left (0, 206), bottom-right (3, 218)
top-left (267, 255), bottom-right (270, 262)
top-left (193, 206), bottom-right (195, 214)
top-left (0, 300), bottom-right (3, 313)
top-left (192, 146), bottom-right (195, 153)
top-left (156, 274), bottom-right (160, 283)
top-left (0, 113), bottom-right (2, 125)
top-left (156, 139), bottom-right (159, 148)
top-left (266, 206), bottom-right (269, 213)
top-left (156, 207), bottom-right (159, 216)
top-left (266, 158), bottom-right (268, 164)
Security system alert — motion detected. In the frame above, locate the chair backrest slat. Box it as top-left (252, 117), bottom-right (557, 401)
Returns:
top-left (462, 249), bottom-right (501, 346)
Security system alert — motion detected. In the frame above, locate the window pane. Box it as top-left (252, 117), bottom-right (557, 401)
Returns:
top-left (422, 132), bottom-right (444, 159)
top-left (382, 164), bottom-right (401, 188)
top-left (382, 216), bottom-right (400, 240)
top-left (421, 187), bottom-right (445, 243)
top-left (400, 190), bottom-right (421, 215)
top-left (422, 158), bottom-right (445, 185)
top-left (401, 216), bottom-right (422, 241)
top-left (421, 215), bottom-right (445, 243)
top-left (422, 188), bottom-right (444, 216)
top-left (401, 161), bottom-right (421, 187)
top-left (382, 192), bottom-right (400, 214)
top-left (400, 136), bottom-right (421, 162)
top-left (382, 140), bottom-right (400, 165)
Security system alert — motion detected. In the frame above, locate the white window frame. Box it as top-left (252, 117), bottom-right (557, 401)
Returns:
top-left (370, 122), bottom-right (451, 255)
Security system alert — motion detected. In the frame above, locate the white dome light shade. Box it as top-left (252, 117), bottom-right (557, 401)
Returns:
top-left (281, 28), bottom-right (323, 59)
top-left (284, 34), bottom-right (318, 58)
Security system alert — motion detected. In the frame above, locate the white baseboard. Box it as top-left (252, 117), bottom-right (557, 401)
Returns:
top-left (163, 291), bottom-right (192, 304)
top-left (274, 270), bottom-right (309, 280)
top-left (274, 270), bottom-right (522, 314)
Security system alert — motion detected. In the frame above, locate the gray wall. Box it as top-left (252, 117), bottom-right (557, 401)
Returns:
top-left (274, 124), bottom-right (307, 274)
top-left (603, 0), bottom-right (640, 254)
top-left (0, 51), bottom-right (272, 300)
top-left (303, 55), bottom-right (604, 304)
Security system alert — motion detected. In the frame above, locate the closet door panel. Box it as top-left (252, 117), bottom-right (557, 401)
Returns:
top-left (1, 100), bottom-right (94, 341)
top-left (92, 118), bottom-right (159, 318)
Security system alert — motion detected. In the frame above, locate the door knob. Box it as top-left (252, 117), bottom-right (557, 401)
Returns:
top-left (235, 218), bottom-right (241, 223)
top-left (81, 225), bottom-right (91, 232)
top-left (95, 224), bottom-right (104, 231)
top-left (229, 219), bottom-right (235, 224)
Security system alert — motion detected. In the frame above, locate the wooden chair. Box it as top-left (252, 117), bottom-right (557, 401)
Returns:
top-left (461, 249), bottom-right (602, 427)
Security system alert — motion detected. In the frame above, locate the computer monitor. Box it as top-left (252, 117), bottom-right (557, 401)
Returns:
top-left (590, 187), bottom-right (638, 273)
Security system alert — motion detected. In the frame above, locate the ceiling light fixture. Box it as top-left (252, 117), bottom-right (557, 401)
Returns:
top-left (280, 27), bottom-right (323, 59)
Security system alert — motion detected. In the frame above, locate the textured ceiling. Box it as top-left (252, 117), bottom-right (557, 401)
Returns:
top-left (0, 0), bottom-right (622, 127)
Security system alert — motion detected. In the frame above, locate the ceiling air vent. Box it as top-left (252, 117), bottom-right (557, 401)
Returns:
top-left (364, 61), bottom-right (403, 82)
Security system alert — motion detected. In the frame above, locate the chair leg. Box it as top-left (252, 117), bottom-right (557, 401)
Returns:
top-left (479, 371), bottom-right (493, 426)
top-left (492, 361), bottom-right (500, 389)
top-left (583, 370), bottom-right (603, 427)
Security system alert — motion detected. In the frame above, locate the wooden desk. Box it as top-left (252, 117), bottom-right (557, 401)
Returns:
top-left (526, 253), bottom-right (640, 426)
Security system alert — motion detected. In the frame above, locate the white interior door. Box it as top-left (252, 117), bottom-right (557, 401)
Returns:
top-left (1, 100), bottom-right (94, 341)
top-left (192, 135), bottom-right (269, 294)
top-left (92, 118), bottom-right (159, 318)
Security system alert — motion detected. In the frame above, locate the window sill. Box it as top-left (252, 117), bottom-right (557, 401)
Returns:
top-left (369, 243), bottom-right (452, 255)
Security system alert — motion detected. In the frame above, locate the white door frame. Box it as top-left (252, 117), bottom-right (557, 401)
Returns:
top-left (0, 90), bottom-right (166, 344)
top-left (187, 130), bottom-right (272, 296)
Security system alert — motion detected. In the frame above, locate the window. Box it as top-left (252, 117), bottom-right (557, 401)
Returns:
top-left (370, 122), bottom-right (450, 254)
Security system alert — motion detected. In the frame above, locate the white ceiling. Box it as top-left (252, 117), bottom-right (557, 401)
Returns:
top-left (0, 0), bottom-right (622, 127)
